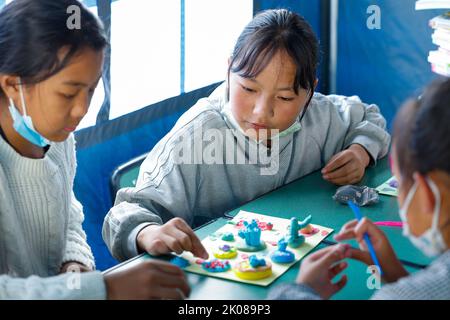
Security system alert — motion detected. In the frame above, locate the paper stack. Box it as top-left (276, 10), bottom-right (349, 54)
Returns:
top-left (428, 12), bottom-right (450, 76)
top-left (416, 1), bottom-right (450, 76)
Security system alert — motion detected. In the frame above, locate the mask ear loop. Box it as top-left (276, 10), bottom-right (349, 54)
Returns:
top-left (17, 78), bottom-right (29, 118)
top-left (8, 78), bottom-right (27, 117)
top-left (403, 180), bottom-right (418, 216)
top-left (425, 177), bottom-right (449, 252)
top-left (426, 178), bottom-right (442, 234)
top-left (298, 88), bottom-right (314, 123)
top-left (8, 97), bottom-right (16, 112)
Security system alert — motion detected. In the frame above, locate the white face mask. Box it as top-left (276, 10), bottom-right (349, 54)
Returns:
top-left (398, 177), bottom-right (447, 257)
top-left (221, 102), bottom-right (301, 144)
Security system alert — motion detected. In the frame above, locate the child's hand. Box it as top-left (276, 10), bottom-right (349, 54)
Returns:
top-left (60, 261), bottom-right (91, 273)
top-left (296, 244), bottom-right (351, 299)
top-left (334, 218), bottom-right (408, 283)
top-left (137, 218), bottom-right (209, 259)
top-left (104, 260), bottom-right (190, 299)
top-left (322, 144), bottom-right (371, 185)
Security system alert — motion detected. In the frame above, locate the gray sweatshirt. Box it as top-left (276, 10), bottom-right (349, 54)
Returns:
top-left (102, 84), bottom-right (391, 261)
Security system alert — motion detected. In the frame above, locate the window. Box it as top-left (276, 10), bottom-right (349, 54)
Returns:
top-left (185, 0), bottom-right (253, 92)
top-left (107, 0), bottom-right (253, 120)
top-left (1, 0), bottom-right (253, 127)
top-left (78, 1), bottom-right (106, 129)
top-left (108, 0), bottom-right (181, 120)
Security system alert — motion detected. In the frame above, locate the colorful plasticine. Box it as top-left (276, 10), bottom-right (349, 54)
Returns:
top-left (236, 219), bottom-right (267, 252)
top-left (213, 244), bottom-right (238, 259)
top-left (170, 256), bottom-right (190, 268)
top-left (221, 232), bottom-right (235, 242)
top-left (201, 259), bottom-right (231, 273)
top-left (270, 238), bottom-right (295, 264)
top-left (285, 216), bottom-right (311, 248)
top-left (233, 255), bottom-right (272, 280)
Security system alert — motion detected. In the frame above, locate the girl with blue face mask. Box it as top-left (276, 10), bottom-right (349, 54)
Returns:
top-left (269, 78), bottom-right (450, 300)
top-left (0, 0), bottom-right (189, 300)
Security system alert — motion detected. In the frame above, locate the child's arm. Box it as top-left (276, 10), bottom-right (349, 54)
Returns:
top-left (270, 247), bottom-right (450, 300)
top-left (61, 192), bottom-right (96, 271)
top-left (102, 131), bottom-right (208, 262)
top-left (0, 272), bottom-right (106, 299)
top-left (268, 219), bottom-right (407, 301)
top-left (370, 255), bottom-right (450, 300)
top-left (135, 217), bottom-right (208, 259)
top-left (268, 244), bottom-right (351, 300)
top-left (58, 135), bottom-right (95, 271)
top-left (322, 144), bottom-right (371, 185)
top-left (334, 218), bottom-right (408, 283)
top-left (0, 261), bottom-right (190, 300)
top-left (312, 94), bottom-right (391, 185)
top-left (327, 94), bottom-right (390, 163)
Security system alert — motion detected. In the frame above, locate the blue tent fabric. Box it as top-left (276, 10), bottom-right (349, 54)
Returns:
top-left (254, 0), bottom-right (321, 39)
top-left (336, 0), bottom-right (444, 129)
top-left (74, 82), bottom-right (221, 270)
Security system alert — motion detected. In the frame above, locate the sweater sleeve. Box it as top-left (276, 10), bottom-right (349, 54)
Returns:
top-left (267, 283), bottom-right (323, 300)
top-left (268, 252), bottom-right (450, 300)
top-left (0, 271), bottom-right (106, 300)
top-left (103, 126), bottom-right (201, 262)
top-left (312, 94), bottom-right (391, 166)
top-left (62, 191), bottom-right (96, 270)
top-left (371, 253), bottom-right (450, 300)
top-left (60, 134), bottom-right (95, 269)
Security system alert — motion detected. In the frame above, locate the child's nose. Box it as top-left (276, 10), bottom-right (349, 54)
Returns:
top-left (72, 96), bottom-right (90, 119)
top-left (253, 97), bottom-right (274, 118)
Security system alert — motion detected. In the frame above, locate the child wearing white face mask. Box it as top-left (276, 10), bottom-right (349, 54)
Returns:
top-left (269, 78), bottom-right (450, 300)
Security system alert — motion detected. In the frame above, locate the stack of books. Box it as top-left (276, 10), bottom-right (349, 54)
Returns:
top-left (428, 12), bottom-right (450, 76)
top-left (416, 1), bottom-right (450, 76)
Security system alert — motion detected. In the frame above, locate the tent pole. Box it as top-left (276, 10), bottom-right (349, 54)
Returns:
top-left (96, 0), bottom-right (112, 124)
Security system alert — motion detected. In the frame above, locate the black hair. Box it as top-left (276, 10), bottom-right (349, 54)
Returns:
top-left (0, 0), bottom-right (108, 97)
top-left (228, 9), bottom-right (320, 119)
top-left (393, 78), bottom-right (450, 185)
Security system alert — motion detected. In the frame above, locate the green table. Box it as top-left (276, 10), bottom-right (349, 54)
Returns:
top-left (226, 157), bottom-right (432, 268)
top-left (104, 158), bottom-right (432, 300)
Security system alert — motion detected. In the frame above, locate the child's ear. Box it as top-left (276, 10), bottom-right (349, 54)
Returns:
top-left (314, 78), bottom-right (318, 90)
top-left (414, 172), bottom-right (436, 218)
top-left (0, 75), bottom-right (20, 101)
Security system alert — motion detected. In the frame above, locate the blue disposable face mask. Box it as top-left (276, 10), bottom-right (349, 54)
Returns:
top-left (399, 177), bottom-right (447, 257)
top-left (8, 80), bottom-right (50, 147)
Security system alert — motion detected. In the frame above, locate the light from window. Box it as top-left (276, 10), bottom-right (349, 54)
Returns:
top-left (109, 0), bottom-right (180, 120)
top-left (185, 0), bottom-right (253, 92)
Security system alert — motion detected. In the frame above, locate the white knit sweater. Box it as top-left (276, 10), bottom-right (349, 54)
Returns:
top-left (0, 134), bottom-right (106, 299)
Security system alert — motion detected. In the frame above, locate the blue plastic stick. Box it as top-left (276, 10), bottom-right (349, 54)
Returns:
top-left (347, 201), bottom-right (383, 276)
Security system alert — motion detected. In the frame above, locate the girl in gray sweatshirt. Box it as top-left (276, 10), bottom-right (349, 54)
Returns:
top-left (103, 9), bottom-right (391, 263)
